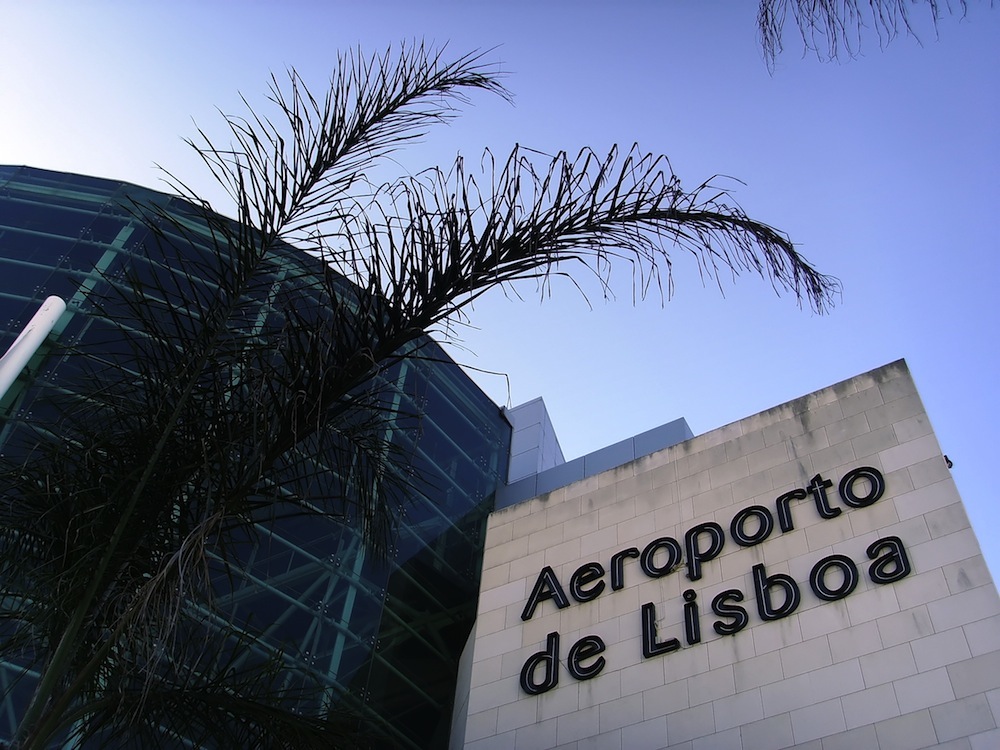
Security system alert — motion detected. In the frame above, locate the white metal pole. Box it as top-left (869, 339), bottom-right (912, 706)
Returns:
top-left (0, 296), bottom-right (67, 402)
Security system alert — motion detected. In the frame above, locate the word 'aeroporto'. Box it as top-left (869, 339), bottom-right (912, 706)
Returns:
top-left (521, 467), bottom-right (884, 621)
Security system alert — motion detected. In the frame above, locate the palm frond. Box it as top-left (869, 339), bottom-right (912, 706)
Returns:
top-left (758, 0), bottom-right (974, 68)
top-left (333, 144), bottom-right (836, 346)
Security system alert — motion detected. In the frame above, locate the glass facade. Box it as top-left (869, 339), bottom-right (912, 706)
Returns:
top-left (0, 166), bottom-right (510, 748)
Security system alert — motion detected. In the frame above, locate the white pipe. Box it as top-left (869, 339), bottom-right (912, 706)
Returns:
top-left (0, 296), bottom-right (67, 402)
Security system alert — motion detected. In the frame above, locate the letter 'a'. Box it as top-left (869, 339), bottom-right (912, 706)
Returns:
top-left (522, 566), bottom-right (570, 621)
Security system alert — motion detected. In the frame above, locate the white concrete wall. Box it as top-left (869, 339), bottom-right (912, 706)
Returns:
top-left (460, 360), bottom-right (1000, 749)
top-left (450, 622), bottom-right (478, 750)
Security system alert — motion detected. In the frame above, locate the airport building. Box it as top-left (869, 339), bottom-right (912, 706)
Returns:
top-left (2, 166), bottom-right (999, 748)
top-left (0, 166), bottom-right (509, 748)
top-left (453, 361), bottom-right (1000, 749)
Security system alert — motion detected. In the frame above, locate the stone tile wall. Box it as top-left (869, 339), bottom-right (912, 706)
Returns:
top-left (458, 360), bottom-right (1000, 749)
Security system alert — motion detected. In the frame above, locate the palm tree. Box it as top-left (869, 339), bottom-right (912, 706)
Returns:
top-left (758, 0), bottom-right (982, 67)
top-left (0, 45), bottom-right (837, 749)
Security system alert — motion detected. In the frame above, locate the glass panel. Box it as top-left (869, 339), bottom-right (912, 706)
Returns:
top-left (0, 166), bottom-right (511, 749)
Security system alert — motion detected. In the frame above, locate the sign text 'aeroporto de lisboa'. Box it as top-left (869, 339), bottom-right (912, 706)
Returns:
top-left (453, 361), bottom-right (1000, 750)
top-left (518, 466), bottom-right (911, 695)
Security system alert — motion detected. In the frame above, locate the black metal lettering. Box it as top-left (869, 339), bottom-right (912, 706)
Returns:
top-left (775, 488), bottom-right (808, 532)
top-left (640, 537), bottom-right (682, 578)
top-left (684, 523), bottom-right (725, 580)
top-left (610, 547), bottom-right (639, 590)
top-left (683, 589), bottom-right (701, 645)
top-left (519, 632), bottom-right (560, 695)
top-left (806, 474), bottom-right (841, 519)
top-left (712, 589), bottom-right (749, 636)
top-left (752, 563), bottom-right (801, 620)
top-left (641, 602), bottom-right (680, 658)
top-left (522, 566), bottom-right (570, 621)
top-left (868, 536), bottom-right (912, 584)
top-left (730, 505), bottom-right (775, 546)
top-left (569, 562), bottom-right (606, 603)
top-left (839, 466), bottom-right (885, 508)
top-left (567, 636), bottom-right (606, 680)
top-left (809, 554), bottom-right (859, 600)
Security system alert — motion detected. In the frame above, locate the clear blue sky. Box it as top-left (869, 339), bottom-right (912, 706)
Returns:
top-left (2, 2), bottom-right (998, 573)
